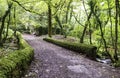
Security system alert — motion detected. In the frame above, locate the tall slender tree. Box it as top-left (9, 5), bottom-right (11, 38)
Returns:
top-left (90, 0), bottom-right (114, 62)
top-left (48, 2), bottom-right (52, 37)
top-left (80, 0), bottom-right (92, 43)
top-left (0, 2), bottom-right (12, 46)
top-left (114, 0), bottom-right (119, 61)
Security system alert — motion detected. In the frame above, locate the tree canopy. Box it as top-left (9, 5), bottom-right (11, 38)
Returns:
top-left (0, 0), bottom-right (120, 64)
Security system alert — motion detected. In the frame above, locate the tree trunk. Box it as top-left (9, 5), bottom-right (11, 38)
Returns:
top-left (80, 11), bottom-right (92, 43)
top-left (80, 0), bottom-right (93, 43)
top-left (114, 0), bottom-right (119, 61)
top-left (0, 3), bottom-right (12, 46)
top-left (90, 0), bottom-right (114, 62)
top-left (89, 23), bottom-right (92, 44)
top-left (2, 11), bottom-right (11, 43)
top-left (66, 0), bottom-right (72, 23)
top-left (93, 11), bottom-right (114, 63)
top-left (107, 0), bottom-right (114, 48)
top-left (63, 0), bottom-right (72, 38)
top-left (54, 15), bottom-right (63, 35)
top-left (14, 7), bottom-right (17, 35)
top-left (48, 3), bottom-right (52, 37)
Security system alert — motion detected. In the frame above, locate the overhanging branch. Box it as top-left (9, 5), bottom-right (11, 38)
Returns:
top-left (12, 0), bottom-right (41, 15)
top-left (73, 15), bottom-right (84, 27)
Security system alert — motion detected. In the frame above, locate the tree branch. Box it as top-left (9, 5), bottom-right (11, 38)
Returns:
top-left (12, 0), bottom-right (41, 15)
top-left (73, 15), bottom-right (84, 27)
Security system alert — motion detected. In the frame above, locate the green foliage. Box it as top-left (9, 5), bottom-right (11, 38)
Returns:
top-left (0, 0), bottom-right (120, 65)
top-left (34, 26), bottom-right (61, 36)
top-left (43, 37), bottom-right (97, 60)
top-left (35, 26), bottom-right (48, 36)
top-left (113, 60), bottom-right (120, 67)
top-left (0, 33), bottom-right (34, 78)
top-left (69, 25), bottom-right (83, 38)
top-left (3, 29), bottom-right (14, 39)
top-left (0, 0), bottom-right (8, 16)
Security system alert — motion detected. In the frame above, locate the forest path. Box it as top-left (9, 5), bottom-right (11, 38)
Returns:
top-left (22, 34), bottom-right (120, 78)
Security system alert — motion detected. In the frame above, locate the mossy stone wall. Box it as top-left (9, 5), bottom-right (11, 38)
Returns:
top-left (43, 38), bottom-right (97, 60)
top-left (0, 34), bottom-right (34, 78)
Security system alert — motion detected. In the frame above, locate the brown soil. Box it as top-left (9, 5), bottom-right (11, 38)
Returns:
top-left (22, 34), bottom-right (120, 78)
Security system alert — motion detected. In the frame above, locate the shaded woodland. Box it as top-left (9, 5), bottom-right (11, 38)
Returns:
top-left (0, 0), bottom-right (120, 66)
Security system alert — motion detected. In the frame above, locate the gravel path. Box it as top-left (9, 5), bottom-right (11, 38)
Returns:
top-left (22, 34), bottom-right (120, 78)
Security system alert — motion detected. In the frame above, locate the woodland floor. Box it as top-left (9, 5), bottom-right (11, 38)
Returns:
top-left (22, 34), bottom-right (120, 78)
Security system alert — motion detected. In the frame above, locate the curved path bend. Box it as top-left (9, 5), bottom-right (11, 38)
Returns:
top-left (22, 34), bottom-right (120, 78)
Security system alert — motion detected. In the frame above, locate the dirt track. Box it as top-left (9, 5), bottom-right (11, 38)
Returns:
top-left (22, 34), bottom-right (120, 78)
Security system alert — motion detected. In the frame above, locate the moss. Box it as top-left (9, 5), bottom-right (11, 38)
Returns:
top-left (43, 38), bottom-right (97, 60)
top-left (113, 60), bottom-right (120, 67)
top-left (0, 33), bottom-right (34, 78)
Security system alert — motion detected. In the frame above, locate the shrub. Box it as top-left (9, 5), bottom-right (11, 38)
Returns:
top-left (113, 59), bottom-right (120, 67)
top-left (43, 38), bottom-right (97, 60)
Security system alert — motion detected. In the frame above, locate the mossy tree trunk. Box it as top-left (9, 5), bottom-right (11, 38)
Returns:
top-left (93, 13), bottom-right (114, 62)
top-left (114, 0), bottom-right (119, 61)
top-left (80, 0), bottom-right (93, 44)
top-left (107, 0), bottom-right (114, 49)
top-left (2, 10), bottom-right (11, 43)
top-left (64, 0), bottom-right (72, 38)
top-left (90, 0), bottom-right (114, 62)
top-left (14, 7), bottom-right (17, 36)
top-left (48, 3), bottom-right (52, 37)
top-left (54, 15), bottom-right (63, 35)
top-left (80, 12), bottom-right (92, 43)
top-left (0, 3), bottom-right (12, 46)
